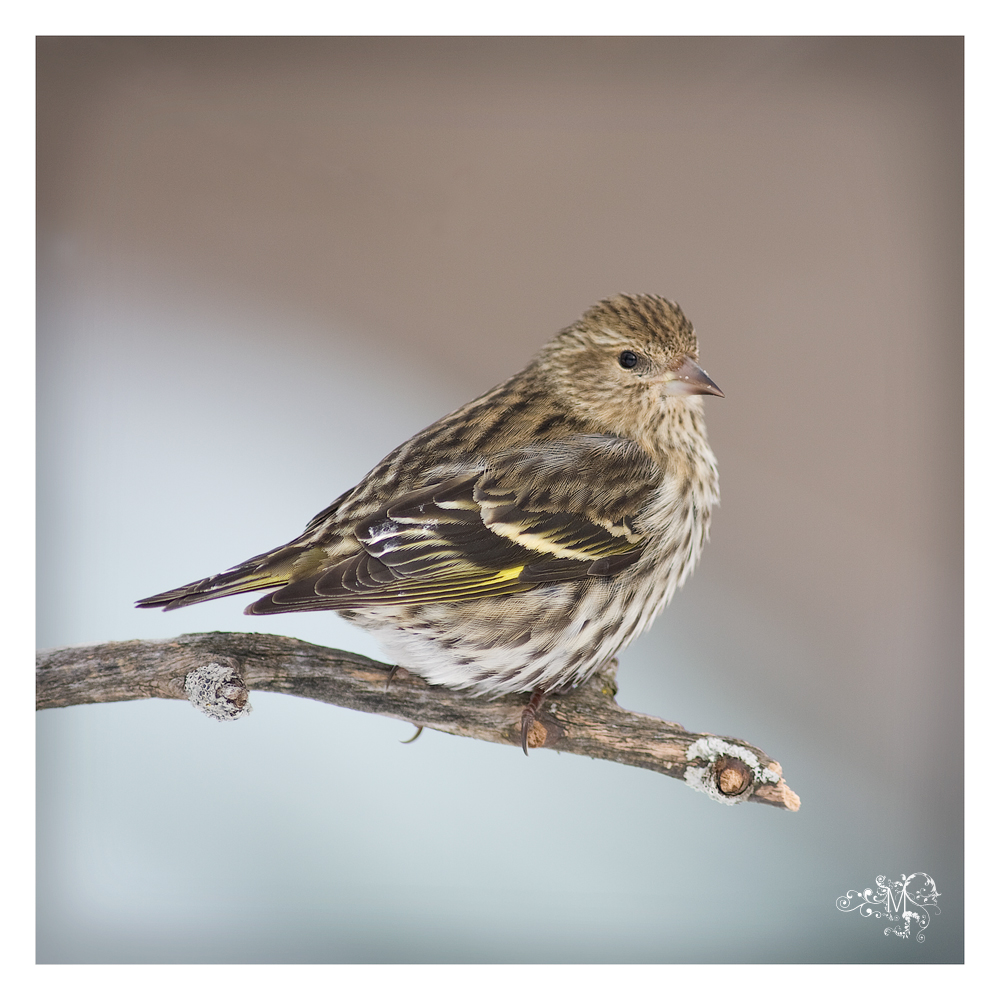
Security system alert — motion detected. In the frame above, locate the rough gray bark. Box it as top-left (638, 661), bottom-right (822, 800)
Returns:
top-left (36, 631), bottom-right (800, 811)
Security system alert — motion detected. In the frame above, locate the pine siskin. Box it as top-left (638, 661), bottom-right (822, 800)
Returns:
top-left (138, 294), bottom-right (723, 749)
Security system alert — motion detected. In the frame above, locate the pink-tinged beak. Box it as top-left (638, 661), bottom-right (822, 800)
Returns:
top-left (658, 356), bottom-right (725, 397)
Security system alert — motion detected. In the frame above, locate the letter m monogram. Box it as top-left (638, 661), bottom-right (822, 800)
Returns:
top-left (885, 884), bottom-right (905, 916)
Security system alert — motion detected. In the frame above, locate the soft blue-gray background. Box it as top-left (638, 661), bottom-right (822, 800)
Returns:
top-left (36, 37), bottom-right (963, 962)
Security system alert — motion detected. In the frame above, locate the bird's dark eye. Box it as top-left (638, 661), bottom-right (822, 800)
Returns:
top-left (618, 350), bottom-right (639, 370)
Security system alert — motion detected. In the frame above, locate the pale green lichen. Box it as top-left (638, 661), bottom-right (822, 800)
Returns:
top-left (184, 662), bottom-right (252, 721)
top-left (683, 735), bottom-right (779, 805)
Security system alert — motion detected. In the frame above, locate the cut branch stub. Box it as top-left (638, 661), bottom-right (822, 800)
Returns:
top-left (715, 757), bottom-right (753, 796)
top-left (184, 660), bottom-right (252, 720)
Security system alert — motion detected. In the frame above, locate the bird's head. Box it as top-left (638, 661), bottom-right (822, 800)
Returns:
top-left (535, 293), bottom-right (724, 439)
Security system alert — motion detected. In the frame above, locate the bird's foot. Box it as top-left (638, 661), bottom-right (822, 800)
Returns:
top-left (520, 687), bottom-right (548, 756)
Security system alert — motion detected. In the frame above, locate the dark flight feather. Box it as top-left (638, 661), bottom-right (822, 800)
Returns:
top-left (238, 435), bottom-right (658, 615)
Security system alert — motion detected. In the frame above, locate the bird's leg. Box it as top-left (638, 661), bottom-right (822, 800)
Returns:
top-left (520, 687), bottom-right (548, 756)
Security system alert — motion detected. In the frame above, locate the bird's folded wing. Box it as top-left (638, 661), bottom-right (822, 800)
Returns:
top-left (247, 435), bottom-right (661, 614)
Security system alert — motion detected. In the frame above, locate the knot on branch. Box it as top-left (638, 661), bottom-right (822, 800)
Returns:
top-left (683, 736), bottom-right (781, 806)
top-left (515, 714), bottom-right (564, 750)
top-left (184, 661), bottom-right (252, 721)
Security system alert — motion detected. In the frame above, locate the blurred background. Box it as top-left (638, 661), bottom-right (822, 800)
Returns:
top-left (36, 37), bottom-right (962, 963)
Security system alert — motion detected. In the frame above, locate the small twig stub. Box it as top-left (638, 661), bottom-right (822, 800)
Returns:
top-left (184, 661), bottom-right (252, 721)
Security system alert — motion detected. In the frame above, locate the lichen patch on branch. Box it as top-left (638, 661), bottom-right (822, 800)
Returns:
top-left (184, 661), bottom-right (252, 721)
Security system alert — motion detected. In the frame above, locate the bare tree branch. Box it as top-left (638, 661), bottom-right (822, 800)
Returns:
top-left (36, 631), bottom-right (800, 811)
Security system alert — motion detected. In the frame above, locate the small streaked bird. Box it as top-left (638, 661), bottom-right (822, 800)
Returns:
top-left (138, 294), bottom-right (723, 750)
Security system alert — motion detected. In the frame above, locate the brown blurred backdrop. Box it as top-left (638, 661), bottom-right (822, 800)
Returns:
top-left (37, 37), bottom-right (963, 963)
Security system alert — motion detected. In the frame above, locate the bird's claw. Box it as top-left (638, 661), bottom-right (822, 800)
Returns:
top-left (520, 687), bottom-right (547, 756)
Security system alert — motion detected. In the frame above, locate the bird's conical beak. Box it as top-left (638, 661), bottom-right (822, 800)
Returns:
top-left (659, 357), bottom-right (725, 397)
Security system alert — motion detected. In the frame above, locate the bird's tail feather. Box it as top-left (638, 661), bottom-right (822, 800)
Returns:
top-left (135, 544), bottom-right (310, 611)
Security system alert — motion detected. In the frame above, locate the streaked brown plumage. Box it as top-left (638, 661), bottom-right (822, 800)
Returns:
top-left (139, 294), bottom-right (722, 730)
